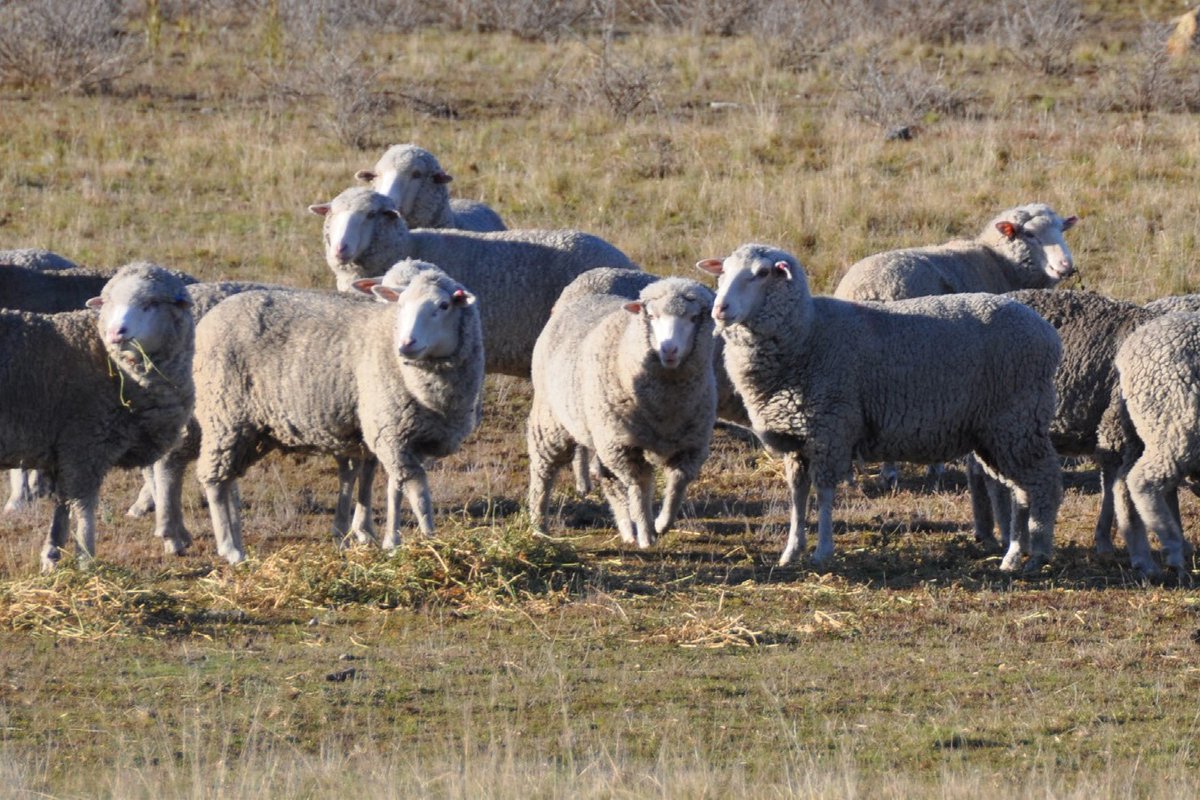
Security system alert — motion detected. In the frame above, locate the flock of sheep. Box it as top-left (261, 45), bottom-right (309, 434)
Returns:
top-left (2, 143), bottom-right (1199, 581)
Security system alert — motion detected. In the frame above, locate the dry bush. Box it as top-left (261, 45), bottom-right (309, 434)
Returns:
top-left (0, 0), bottom-right (144, 93)
top-left (836, 53), bottom-right (973, 132)
top-left (440, 0), bottom-right (597, 41)
top-left (1095, 24), bottom-right (1200, 114)
top-left (536, 37), bottom-right (664, 119)
top-left (1000, 0), bottom-right (1083, 77)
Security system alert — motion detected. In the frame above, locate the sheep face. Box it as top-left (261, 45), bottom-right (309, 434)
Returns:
top-left (697, 247), bottom-right (794, 328)
top-left (374, 274), bottom-right (475, 361)
top-left (990, 204), bottom-right (1079, 286)
top-left (357, 145), bottom-right (452, 219)
top-left (309, 188), bottom-right (404, 285)
top-left (625, 280), bottom-right (715, 369)
top-left (86, 264), bottom-right (193, 357)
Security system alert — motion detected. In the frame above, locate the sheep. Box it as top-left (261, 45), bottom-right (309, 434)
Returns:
top-left (834, 203), bottom-right (1079, 301)
top-left (355, 143), bottom-right (506, 232)
top-left (833, 202), bottom-right (1078, 489)
top-left (192, 264), bottom-right (484, 564)
top-left (969, 290), bottom-right (1159, 561)
top-left (697, 244), bottom-right (1063, 572)
top-left (1111, 312), bottom-right (1200, 577)
top-left (1142, 294), bottom-right (1200, 316)
top-left (308, 186), bottom-right (637, 378)
top-left (0, 263), bottom-right (195, 571)
top-left (527, 269), bottom-right (717, 547)
top-left (0, 248), bottom-right (79, 270)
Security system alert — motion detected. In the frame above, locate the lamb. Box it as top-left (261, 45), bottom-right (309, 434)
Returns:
top-left (0, 248), bottom-right (79, 270)
top-left (193, 264), bottom-right (484, 564)
top-left (969, 290), bottom-right (1159, 561)
top-left (308, 186), bottom-right (637, 378)
top-left (698, 244), bottom-right (1063, 572)
top-left (1111, 312), bottom-right (1200, 577)
top-left (834, 203), bottom-right (1079, 301)
top-left (0, 263), bottom-right (195, 571)
top-left (355, 143), bottom-right (506, 232)
top-left (527, 269), bottom-right (717, 546)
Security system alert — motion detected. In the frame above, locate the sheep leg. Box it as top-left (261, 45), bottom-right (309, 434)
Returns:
top-left (382, 455), bottom-right (432, 549)
top-left (811, 485), bottom-right (837, 566)
top-left (596, 463), bottom-right (636, 545)
top-left (878, 461), bottom-right (899, 491)
top-left (967, 456), bottom-right (996, 547)
top-left (349, 457), bottom-right (378, 544)
top-left (68, 493), bottom-right (99, 567)
top-left (1125, 461), bottom-right (1188, 573)
top-left (1092, 457), bottom-right (1121, 559)
top-left (654, 453), bottom-right (703, 537)
top-left (332, 457), bottom-right (356, 547)
top-left (203, 480), bottom-right (245, 565)
top-left (525, 411), bottom-right (574, 534)
top-left (152, 457), bottom-right (192, 556)
top-left (126, 467), bottom-right (157, 517)
top-left (5, 469), bottom-right (36, 513)
top-left (628, 464), bottom-right (656, 549)
top-left (778, 452), bottom-right (812, 566)
top-left (572, 446), bottom-right (593, 495)
top-left (1113, 475), bottom-right (1158, 577)
top-left (40, 502), bottom-right (71, 573)
top-left (1000, 498), bottom-right (1030, 572)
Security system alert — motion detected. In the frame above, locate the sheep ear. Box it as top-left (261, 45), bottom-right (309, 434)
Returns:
top-left (695, 258), bottom-right (724, 276)
top-left (623, 301), bottom-right (643, 314)
top-left (355, 169), bottom-right (376, 183)
top-left (383, 208), bottom-right (402, 220)
top-left (1062, 215), bottom-right (1078, 231)
top-left (433, 171), bottom-right (453, 185)
top-left (995, 220), bottom-right (1020, 239)
top-left (174, 292), bottom-right (193, 308)
top-left (308, 203), bottom-right (331, 217)
top-left (773, 261), bottom-right (793, 280)
top-left (371, 285), bottom-right (403, 304)
top-left (85, 296), bottom-right (104, 310)
top-left (451, 288), bottom-right (476, 307)
top-left (351, 278), bottom-right (381, 296)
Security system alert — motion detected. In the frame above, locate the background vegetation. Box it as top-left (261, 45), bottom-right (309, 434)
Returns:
top-left (1, 1), bottom-right (1200, 796)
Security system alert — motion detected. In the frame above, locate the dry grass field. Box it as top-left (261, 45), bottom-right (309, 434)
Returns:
top-left (2, 2), bottom-right (1200, 796)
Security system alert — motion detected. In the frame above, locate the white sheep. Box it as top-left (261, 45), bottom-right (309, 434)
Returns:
top-left (1112, 312), bottom-right (1200, 577)
top-left (308, 186), bottom-right (637, 378)
top-left (834, 203), bottom-right (1079, 301)
top-left (527, 270), bottom-right (718, 547)
top-left (698, 244), bottom-right (1063, 572)
top-left (193, 266), bottom-right (484, 564)
top-left (0, 263), bottom-right (195, 571)
top-left (0, 248), bottom-right (79, 270)
top-left (355, 143), bottom-right (506, 232)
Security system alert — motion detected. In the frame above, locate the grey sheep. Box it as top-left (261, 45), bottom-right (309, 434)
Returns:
top-left (309, 187), bottom-right (636, 377)
top-left (1111, 312), bottom-right (1200, 577)
top-left (0, 248), bottom-right (79, 271)
top-left (834, 203), bottom-right (1079, 301)
top-left (355, 143), bottom-right (506, 232)
top-left (698, 244), bottom-right (1062, 572)
top-left (527, 270), bottom-right (718, 547)
top-left (0, 263), bottom-right (195, 571)
top-left (193, 265), bottom-right (485, 564)
top-left (971, 290), bottom-right (1158, 563)
top-left (1142, 294), bottom-right (1200, 316)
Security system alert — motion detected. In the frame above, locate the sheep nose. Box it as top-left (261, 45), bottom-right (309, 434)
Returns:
top-left (398, 339), bottom-right (420, 357)
top-left (334, 243), bottom-right (352, 261)
top-left (661, 342), bottom-right (679, 358)
top-left (712, 303), bottom-right (727, 320)
top-left (107, 326), bottom-right (127, 344)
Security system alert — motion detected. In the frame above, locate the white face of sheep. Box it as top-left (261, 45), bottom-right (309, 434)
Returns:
top-left (996, 212), bottom-right (1078, 283)
top-left (357, 166), bottom-right (451, 220)
top-left (625, 294), bottom-right (707, 369)
top-left (86, 277), bottom-right (191, 355)
top-left (308, 194), bottom-right (402, 280)
top-left (373, 279), bottom-right (475, 361)
top-left (696, 254), bottom-right (793, 328)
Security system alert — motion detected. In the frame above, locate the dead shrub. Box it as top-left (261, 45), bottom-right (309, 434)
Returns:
top-left (837, 53), bottom-right (973, 132)
top-left (1095, 24), bottom-right (1200, 114)
top-left (0, 0), bottom-right (144, 93)
top-left (1000, 0), bottom-right (1083, 77)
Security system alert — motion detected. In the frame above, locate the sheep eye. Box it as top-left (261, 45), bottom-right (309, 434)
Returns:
top-left (438, 300), bottom-right (450, 311)
top-left (366, 210), bottom-right (377, 220)
top-left (412, 170), bottom-right (423, 179)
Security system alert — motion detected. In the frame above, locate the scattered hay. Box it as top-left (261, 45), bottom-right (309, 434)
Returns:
top-left (0, 566), bottom-right (184, 640)
top-left (199, 523), bottom-right (587, 612)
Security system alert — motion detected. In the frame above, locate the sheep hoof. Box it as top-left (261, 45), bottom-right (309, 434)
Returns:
top-left (999, 552), bottom-right (1022, 572)
top-left (126, 498), bottom-right (155, 518)
top-left (223, 549), bottom-right (246, 566)
top-left (1093, 546), bottom-right (1117, 564)
top-left (40, 548), bottom-right (60, 574)
top-left (1131, 558), bottom-right (1161, 580)
top-left (163, 536), bottom-right (190, 556)
top-left (1021, 554), bottom-right (1050, 575)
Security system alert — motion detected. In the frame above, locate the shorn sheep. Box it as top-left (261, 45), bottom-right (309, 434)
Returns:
top-left (355, 143), bottom-right (506, 232)
top-left (309, 186), bottom-right (636, 378)
top-left (193, 264), bottom-right (484, 564)
top-left (527, 269), bottom-right (717, 547)
top-left (1112, 312), bottom-right (1200, 577)
top-left (834, 203), bottom-right (1079, 301)
top-left (698, 244), bottom-right (1063, 572)
top-left (0, 263), bottom-right (195, 571)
